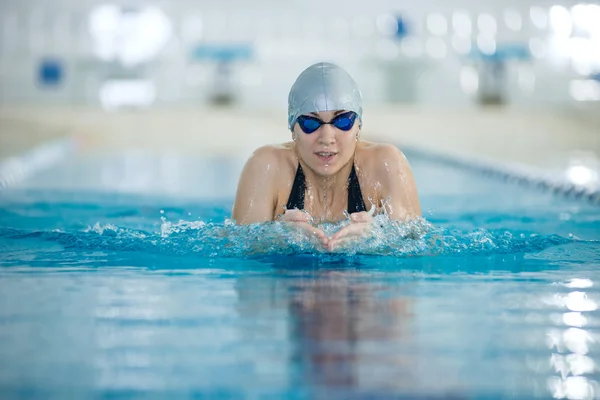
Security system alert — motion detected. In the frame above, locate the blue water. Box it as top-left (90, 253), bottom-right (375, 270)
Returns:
top-left (0, 154), bottom-right (599, 399)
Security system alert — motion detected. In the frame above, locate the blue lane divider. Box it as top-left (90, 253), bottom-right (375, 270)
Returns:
top-left (402, 145), bottom-right (600, 205)
top-left (0, 137), bottom-right (76, 190)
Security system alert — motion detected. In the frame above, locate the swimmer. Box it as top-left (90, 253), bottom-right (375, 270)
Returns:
top-left (232, 62), bottom-right (421, 251)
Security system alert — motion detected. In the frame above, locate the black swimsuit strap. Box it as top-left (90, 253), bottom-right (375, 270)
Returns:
top-left (286, 164), bottom-right (306, 210)
top-left (285, 163), bottom-right (367, 213)
top-left (348, 164), bottom-right (367, 213)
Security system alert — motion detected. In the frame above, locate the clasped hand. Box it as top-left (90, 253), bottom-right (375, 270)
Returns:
top-left (279, 209), bottom-right (373, 251)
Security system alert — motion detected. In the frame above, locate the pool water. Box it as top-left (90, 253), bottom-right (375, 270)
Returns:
top-left (0, 152), bottom-right (599, 399)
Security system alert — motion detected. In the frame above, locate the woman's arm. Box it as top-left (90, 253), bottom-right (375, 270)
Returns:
top-left (373, 144), bottom-right (421, 221)
top-left (232, 147), bottom-right (279, 225)
top-left (325, 145), bottom-right (421, 250)
top-left (232, 147), bottom-right (329, 248)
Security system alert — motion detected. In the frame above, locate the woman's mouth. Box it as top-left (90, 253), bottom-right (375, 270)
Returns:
top-left (315, 151), bottom-right (337, 163)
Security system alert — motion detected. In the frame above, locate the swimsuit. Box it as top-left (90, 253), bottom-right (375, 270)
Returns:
top-left (286, 163), bottom-right (366, 214)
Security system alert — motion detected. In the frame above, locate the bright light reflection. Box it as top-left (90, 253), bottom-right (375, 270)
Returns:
top-left (548, 376), bottom-right (596, 400)
top-left (588, 5), bottom-right (600, 34)
top-left (477, 34), bottom-right (497, 55)
top-left (572, 61), bottom-right (593, 76)
top-left (89, 4), bottom-right (120, 61)
top-left (99, 79), bottom-right (157, 110)
top-left (567, 164), bottom-right (598, 185)
top-left (478, 13), bottom-right (497, 35)
top-left (570, 37), bottom-right (594, 75)
top-left (550, 353), bottom-right (569, 379)
top-left (89, 4), bottom-right (120, 35)
top-left (550, 36), bottom-right (572, 59)
top-left (452, 11), bottom-right (472, 37)
top-left (565, 279), bottom-right (594, 289)
top-left (89, 5), bottom-right (173, 66)
top-left (427, 13), bottom-right (448, 36)
top-left (571, 4), bottom-right (589, 30)
top-left (530, 6), bottom-right (549, 30)
top-left (122, 8), bottom-right (172, 66)
top-left (549, 6), bottom-right (573, 37)
top-left (563, 312), bottom-right (588, 327)
top-left (569, 80), bottom-right (600, 102)
top-left (564, 291), bottom-right (598, 312)
top-left (588, 6), bottom-right (600, 37)
top-left (571, 4), bottom-right (600, 34)
top-left (566, 353), bottom-right (596, 376)
top-left (546, 329), bottom-right (562, 351)
top-left (563, 327), bottom-right (593, 354)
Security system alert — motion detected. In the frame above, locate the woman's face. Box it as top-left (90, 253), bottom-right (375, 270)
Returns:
top-left (293, 110), bottom-right (359, 177)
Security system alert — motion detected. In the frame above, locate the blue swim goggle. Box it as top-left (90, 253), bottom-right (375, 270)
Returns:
top-left (296, 111), bottom-right (358, 134)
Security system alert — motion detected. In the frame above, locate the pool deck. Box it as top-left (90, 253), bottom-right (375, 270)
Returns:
top-left (1, 104), bottom-right (599, 195)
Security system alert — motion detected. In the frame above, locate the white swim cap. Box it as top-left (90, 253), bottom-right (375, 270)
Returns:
top-left (288, 62), bottom-right (363, 131)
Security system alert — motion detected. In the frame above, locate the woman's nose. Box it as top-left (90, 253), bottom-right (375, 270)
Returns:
top-left (317, 124), bottom-right (336, 145)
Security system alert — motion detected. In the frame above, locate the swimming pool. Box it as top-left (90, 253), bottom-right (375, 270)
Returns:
top-left (0, 148), bottom-right (599, 399)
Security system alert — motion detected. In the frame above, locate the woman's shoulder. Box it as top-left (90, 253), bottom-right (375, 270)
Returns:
top-left (242, 142), bottom-right (297, 175)
top-left (356, 141), bottom-right (408, 168)
top-left (355, 141), bottom-right (415, 187)
top-left (250, 142), bottom-right (294, 158)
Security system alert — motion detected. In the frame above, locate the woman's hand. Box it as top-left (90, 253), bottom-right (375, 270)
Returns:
top-left (279, 209), bottom-right (375, 252)
top-left (326, 211), bottom-right (374, 251)
top-left (279, 209), bottom-right (329, 248)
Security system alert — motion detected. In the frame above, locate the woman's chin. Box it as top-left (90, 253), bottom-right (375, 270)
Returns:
top-left (312, 164), bottom-right (342, 177)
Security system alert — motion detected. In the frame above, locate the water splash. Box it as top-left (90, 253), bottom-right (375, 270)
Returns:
top-left (0, 215), bottom-right (577, 260)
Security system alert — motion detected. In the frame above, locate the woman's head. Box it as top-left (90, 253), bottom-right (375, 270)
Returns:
top-left (288, 62), bottom-right (363, 176)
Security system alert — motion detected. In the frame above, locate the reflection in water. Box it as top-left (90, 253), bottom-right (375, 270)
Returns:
top-left (288, 270), bottom-right (414, 395)
top-left (562, 312), bottom-right (588, 328)
top-left (547, 278), bottom-right (599, 400)
top-left (2, 251), bottom-right (600, 398)
top-left (233, 257), bottom-right (600, 399)
top-left (236, 257), bottom-right (468, 398)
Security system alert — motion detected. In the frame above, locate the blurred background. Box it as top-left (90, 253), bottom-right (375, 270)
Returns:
top-left (0, 0), bottom-right (599, 198)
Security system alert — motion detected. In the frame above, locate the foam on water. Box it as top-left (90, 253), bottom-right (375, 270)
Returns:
top-left (0, 215), bottom-right (581, 263)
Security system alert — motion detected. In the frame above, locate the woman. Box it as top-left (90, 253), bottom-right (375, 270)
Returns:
top-left (232, 62), bottom-right (421, 251)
